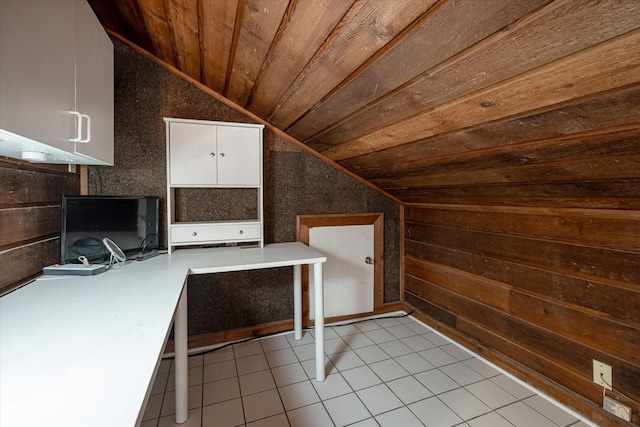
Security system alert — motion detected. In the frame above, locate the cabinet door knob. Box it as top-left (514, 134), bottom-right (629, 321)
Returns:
top-left (219, 153), bottom-right (225, 158)
top-left (209, 152), bottom-right (215, 157)
top-left (238, 229), bottom-right (243, 234)
top-left (192, 232), bottom-right (198, 236)
top-left (365, 256), bottom-right (373, 265)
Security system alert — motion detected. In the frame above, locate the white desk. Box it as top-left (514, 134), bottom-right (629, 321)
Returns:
top-left (0, 242), bottom-right (326, 426)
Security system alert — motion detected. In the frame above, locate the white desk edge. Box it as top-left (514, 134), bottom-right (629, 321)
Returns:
top-left (0, 242), bottom-right (327, 427)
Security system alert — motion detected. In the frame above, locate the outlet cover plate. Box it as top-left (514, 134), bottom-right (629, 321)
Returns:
top-left (593, 359), bottom-right (612, 390)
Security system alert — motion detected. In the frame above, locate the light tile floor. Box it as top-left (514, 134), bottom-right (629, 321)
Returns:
top-left (141, 315), bottom-right (597, 427)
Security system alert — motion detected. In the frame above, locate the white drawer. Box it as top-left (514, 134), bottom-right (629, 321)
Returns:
top-left (171, 222), bottom-right (261, 244)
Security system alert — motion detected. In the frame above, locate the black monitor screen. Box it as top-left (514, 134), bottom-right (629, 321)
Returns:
top-left (60, 195), bottom-right (159, 264)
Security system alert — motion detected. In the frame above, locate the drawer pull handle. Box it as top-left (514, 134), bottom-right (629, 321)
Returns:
top-left (238, 230), bottom-right (243, 234)
top-left (192, 232), bottom-right (198, 236)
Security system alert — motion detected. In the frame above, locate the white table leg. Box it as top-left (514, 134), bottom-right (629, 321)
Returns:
top-left (174, 284), bottom-right (189, 424)
top-left (313, 262), bottom-right (325, 382)
top-left (293, 264), bottom-right (302, 340)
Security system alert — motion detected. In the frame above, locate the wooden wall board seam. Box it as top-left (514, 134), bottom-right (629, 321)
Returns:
top-left (403, 206), bottom-right (640, 251)
top-left (136, 0), bottom-right (177, 67)
top-left (246, 0), bottom-right (356, 118)
top-left (455, 315), bottom-right (640, 411)
top-left (321, 29), bottom-right (640, 161)
top-left (405, 281), bottom-right (640, 403)
top-left (269, 0), bottom-right (441, 128)
top-left (403, 203), bottom-right (640, 218)
top-left (225, 0), bottom-right (289, 106)
top-left (510, 290), bottom-right (640, 364)
top-left (404, 274), bottom-right (509, 326)
top-left (404, 254), bottom-right (512, 293)
top-left (411, 307), bottom-right (611, 407)
top-left (372, 152), bottom-right (640, 189)
top-left (458, 310), bottom-right (640, 393)
top-left (0, 239), bottom-right (60, 291)
top-left (294, 0), bottom-right (551, 143)
top-left (404, 223), bottom-right (640, 285)
top-left (400, 198), bottom-right (640, 210)
top-left (335, 82), bottom-right (640, 173)
top-left (221, 0), bottom-right (243, 96)
top-left (352, 121), bottom-right (640, 181)
top-left (403, 238), bottom-right (640, 326)
top-left (0, 235), bottom-right (59, 253)
top-left (510, 286), bottom-right (640, 332)
top-left (449, 315), bottom-right (638, 426)
top-left (404, 290), bottom-right (457, 328)
top-left (404, 222), bottom-right (640, 257)
top-left (300, 0), bottom-right (639, 146)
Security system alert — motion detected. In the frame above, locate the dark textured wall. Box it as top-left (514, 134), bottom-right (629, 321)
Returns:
top-left (89, 40), bottom-right (400, 335)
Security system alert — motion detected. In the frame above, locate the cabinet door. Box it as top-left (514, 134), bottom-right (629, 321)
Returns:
top-left (73, 0), bottom-right (114, 165)
top-left (217, 126), bottom-right (261, 185)
top-left (169, 122), bottom-right (218, 185)
top-left (0, 0), bottom-right (76, 153)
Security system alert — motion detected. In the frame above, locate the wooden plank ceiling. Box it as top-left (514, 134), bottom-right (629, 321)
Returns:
top-left (87, 0), bottom-right (640, 203)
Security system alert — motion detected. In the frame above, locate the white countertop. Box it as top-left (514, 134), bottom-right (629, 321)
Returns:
top-left (0, 242), bottom-right (326, 427)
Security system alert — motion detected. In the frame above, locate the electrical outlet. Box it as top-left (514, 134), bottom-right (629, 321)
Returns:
top-left (593, 360), bottom-right (612, 390)
top-left (604, 396), bottom-right (632, 422)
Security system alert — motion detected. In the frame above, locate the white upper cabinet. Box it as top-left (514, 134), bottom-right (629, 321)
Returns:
top-left (0, 0), bottom-right (77, 155)
top-left (165, 118), bottom-right (265, 252)
top-left (0, 0), bottom-right (113, 165)
top-left (168, 121), bottom-right (261, 186)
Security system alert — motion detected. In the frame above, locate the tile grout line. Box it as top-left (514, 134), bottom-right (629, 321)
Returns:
top-left (145, 315), bottom-right (595, 427)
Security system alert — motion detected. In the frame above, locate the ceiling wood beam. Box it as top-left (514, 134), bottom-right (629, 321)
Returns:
top-left (322, 29), bottom-right (640, 162)
top-left (246, 0), bottom-right (355, 118)
top-left (395, 180), bottom-right (640, 209)
top-left (226, 0), bottom-right (290, 106)
top-left (164, 0), bottom-right (201, 81)
top-left (340, 84), bottom-right (640, 175)
top-left (373, 152), bottom-right (640, 189)
top-left (200, 0), bottom-right (239, 93)
top-left (268, 0), bottom-right (438, 128)
top-left (358, 124), bottom-right (640, 182)
top-left (288, 0), bottom-right (550, 142)
top-left (368, 125), bottom-right (640, 185)
top-left (305, 0), bottom-right (640, 149)
top-left (137, 0), bottom-right (177, 67)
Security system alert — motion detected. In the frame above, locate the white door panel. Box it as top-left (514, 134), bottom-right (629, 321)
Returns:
top-left (309, 224), bottom-right (374, 319)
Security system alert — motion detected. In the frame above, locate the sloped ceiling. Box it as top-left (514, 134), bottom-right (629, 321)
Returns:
top-left (87, 0), bottom-right (640, 204)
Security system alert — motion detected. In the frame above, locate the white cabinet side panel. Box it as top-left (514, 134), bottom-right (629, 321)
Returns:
top-left (74, 0), bottom-right (114, 165)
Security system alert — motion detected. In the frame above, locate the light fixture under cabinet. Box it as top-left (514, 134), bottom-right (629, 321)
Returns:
top-left (21, 151), bottom-right (48, 162)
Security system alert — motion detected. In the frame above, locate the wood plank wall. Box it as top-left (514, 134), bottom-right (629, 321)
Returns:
top-left (0, 158), bottom-right (79, 294)
top-left (404, 197), bottom-right (640, 423)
